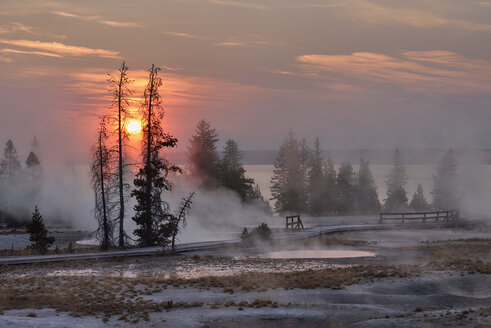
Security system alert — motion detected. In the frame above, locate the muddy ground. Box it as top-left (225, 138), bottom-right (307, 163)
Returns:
top-left (0, 223), bottom-right (490, 327)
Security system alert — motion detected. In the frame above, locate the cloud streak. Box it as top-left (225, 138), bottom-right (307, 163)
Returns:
top-left (0, 39), bottom-right (121, 59)
top-left (210, 0), bottom-right (268, 11)
top-left (297, 51), bottom-right (491, 95)
top-left (52, 11), bottom-right (140, 28)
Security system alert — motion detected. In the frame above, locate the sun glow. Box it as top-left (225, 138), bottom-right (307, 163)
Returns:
top-left (126, 120), bottom-right (142, 134)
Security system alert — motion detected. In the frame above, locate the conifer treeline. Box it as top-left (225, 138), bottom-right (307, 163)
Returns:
top-left (0, 138), bottom-right (42, 225)
top-left (270, 131), bottom-right (459, 216)
top-left (187, 119), bottom-right (270, 213)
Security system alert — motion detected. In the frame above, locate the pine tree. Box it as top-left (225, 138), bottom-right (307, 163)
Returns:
top-left (187, 119), bottom-right (220, 187)
top-left (410, 184), bottom-right (430, 211)
top-left (25, 151), bottom-right (40, 168)
top-left (322, 158), bottom-right (337, 215)
top-left (108, 61), bottom-right (133, 248)
top-left (91, 117), bottom-right (114, 250)
top-left (432, 149), bottom-right (459, 210)
top-left (0, 139), bottom-right (21, 179)
top-left (354, 158), bottom-right (381, 214)
top-left (25, 206), bottom-right (55, 254)
top-left (219, 139), bottom-right (255, 201)
top-left (270, 131), bottom-right (304, 214)
top-left (132, 64), bottom-right (180, 247)
top-left (384, 148), bottom-right (408, 211)
top-left (307, 137), bottom-right (325, 216)
top-left (335, 162), bottom-right (356, 214)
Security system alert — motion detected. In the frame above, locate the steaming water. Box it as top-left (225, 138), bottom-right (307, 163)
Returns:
top-left (259, 250), bottom-right (375, 259)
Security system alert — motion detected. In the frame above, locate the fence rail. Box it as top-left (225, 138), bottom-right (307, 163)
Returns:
top-left (286, 215), bottom-right (304, 229)
top-left (379, 209), bottom-right (460, 224)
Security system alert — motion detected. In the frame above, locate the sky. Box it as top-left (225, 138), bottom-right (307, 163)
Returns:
top-left (1, 0), bottom-right (491, 164)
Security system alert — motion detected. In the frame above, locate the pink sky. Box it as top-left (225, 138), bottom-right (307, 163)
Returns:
top-left (1, 0), bottom-right (491, 163)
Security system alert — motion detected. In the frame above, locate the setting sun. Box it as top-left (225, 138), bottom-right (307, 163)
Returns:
top-left (126, 120), bottom-right (142, 134)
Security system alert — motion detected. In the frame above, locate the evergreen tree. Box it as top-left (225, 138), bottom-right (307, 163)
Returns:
top-left (108, 61), bottom-right (133, 248)
top-left (307, 137), bottom-right (325, 216)
top-left (354, 158), bottom-right (381, 214)
top-left (219, 139), bottom-right (257, 201)
top-left (298, 138), bottom-right (311, 212)
top-left (0, 139), bottom-right (21, 179)
top-left (25, 151), bottom-right (40, 168)
top-left (25, 150), bottom-right (42, 206)
top-left (384, 148), bottom-right (408, 211)
top-left (132, 64), bottom-right (180, 247)
top-left (432, 149), bottom-right (459, 210)
top-left (410, 184), bottom-right (430, 211)
top-left (91, 117), bottom-right (115, 250)
top-left (270, 131), bottom-right (304, 214)
top-left (335, 162), bottom-right (356, 214)
top-left (187, 119), bottom-right (220, 187)
top-left (322, 158), bottom-right (337, 215)
top-left (25, 206), bottom-right (55, 254)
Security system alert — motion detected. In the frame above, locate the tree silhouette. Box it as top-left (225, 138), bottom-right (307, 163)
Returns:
top-left (0, 139), bottom-right (21, 179)
top-left (132, 64), bottom-right (180, 247)
top-left (270, 131), bottom-right (305, 214)
top-left (384, 148), bottom-right (408, 211)
top-left (322, 158), bottom-right (337, 215)
top-left (307, 137), bottom-right (325, 216)
top-left (26, 206), bottom-right (55, 254)
top-left (107, 61), bottom-right (133, 248)
top-left (410, 184), bottom-right (430, 211)
top-left (187, 119), bottom-right (220, 188)
top-left (335, 162), bottom-right (356, 214)
top-left (219, 139), bottom-right (255, 201)
top-left (354, 158), bottom-right (381, 214)
top-left (432, 149), bottom-right (459, 210)
top-left (91, 117), bottom-right (114, 249)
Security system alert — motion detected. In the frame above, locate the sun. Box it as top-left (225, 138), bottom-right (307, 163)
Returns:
top-left (126, 120), bottom-right (142, 134)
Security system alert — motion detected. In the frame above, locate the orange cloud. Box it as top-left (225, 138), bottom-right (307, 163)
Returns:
top-left (0, 39), bottom-right (121, 59)
top-left (297, 51), bottom-right (491, 95)
top-left (52, 11), bottom-right (140, 28)
top-left (1, 48), bottom-right (62, 58)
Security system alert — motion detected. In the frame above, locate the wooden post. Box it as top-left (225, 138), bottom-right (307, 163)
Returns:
top-left (402, 213), bottom-right (405, 223)
top-left (423, 213), bottom-right (426, 223)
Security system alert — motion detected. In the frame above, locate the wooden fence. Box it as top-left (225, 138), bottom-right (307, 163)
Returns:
top-left (379, 209), bottom-right (460, 224)
top-left (286, 215), bottom-right (304, 229)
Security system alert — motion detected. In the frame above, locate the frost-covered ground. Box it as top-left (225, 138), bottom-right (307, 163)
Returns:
top-left (0, 222), bottom-right (490, 327)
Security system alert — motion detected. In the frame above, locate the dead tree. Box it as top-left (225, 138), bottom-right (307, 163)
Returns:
top-left (107, 61), bottom-right (133, 248)
top-left (91, 117), bottom-right (115, 249)
top-left (168, 192), bottom-right (194, 251)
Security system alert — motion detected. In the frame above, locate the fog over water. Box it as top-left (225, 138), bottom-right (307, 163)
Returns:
top-left (15, 162), bottom-right (491, 239)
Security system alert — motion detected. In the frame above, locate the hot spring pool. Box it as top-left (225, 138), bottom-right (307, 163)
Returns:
top-left (259, 250), bottom-right (376, 259)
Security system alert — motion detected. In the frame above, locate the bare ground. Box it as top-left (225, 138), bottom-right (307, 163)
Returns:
top-left (0, 224), bottom-right (490, 327)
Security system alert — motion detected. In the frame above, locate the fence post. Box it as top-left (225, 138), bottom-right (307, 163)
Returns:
top-left (402, 213), bottom-right (405, 223)
top-left (423, 213), bottom-right (426, 223)
top-left (379, 213), bottom-right (383, 224)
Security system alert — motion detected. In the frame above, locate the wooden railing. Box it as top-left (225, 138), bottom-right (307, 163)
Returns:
top-left (286, 215), bottom-right (304, 229)
top-left (379, 209), bottom-right (460, 224)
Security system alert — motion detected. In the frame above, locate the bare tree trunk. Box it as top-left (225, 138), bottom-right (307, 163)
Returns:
top-left (99, 131), bottom-right (109, 249)
top-left (145, 64), bottom-right (155, 245)
top-left (118, 63), bottom-right (126, 248)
